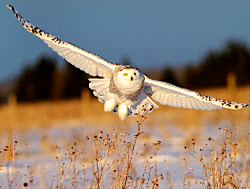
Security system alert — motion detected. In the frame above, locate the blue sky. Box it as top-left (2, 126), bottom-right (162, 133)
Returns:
top-left (1, 1), bottom-right (250, 81)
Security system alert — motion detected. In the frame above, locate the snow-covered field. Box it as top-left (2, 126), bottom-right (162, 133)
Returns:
top-left (0, 118), bottom-right (249, 188)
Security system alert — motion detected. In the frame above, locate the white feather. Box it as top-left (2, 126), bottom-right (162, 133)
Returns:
top-left (89, 78), bottom-right (110, 102)
top-left (144, 76), bottom-right (249, 110)
top-left (89, 78), bottom-right (110, 90)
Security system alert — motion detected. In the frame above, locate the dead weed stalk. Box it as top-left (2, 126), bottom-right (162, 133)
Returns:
top-left (183, 127), bottom-right (249, 188)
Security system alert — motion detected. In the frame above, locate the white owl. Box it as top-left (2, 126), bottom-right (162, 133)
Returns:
top-left (7, 5), bottom-right (249, 120)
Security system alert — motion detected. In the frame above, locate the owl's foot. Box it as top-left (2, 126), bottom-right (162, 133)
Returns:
top-left (118, 103), bottom-right (129, 121)
top-left (104, 99), bottom-right (117, 112)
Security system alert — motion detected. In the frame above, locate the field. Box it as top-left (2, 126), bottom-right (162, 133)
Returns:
top-left (0, 87), bottom-right (249, 188)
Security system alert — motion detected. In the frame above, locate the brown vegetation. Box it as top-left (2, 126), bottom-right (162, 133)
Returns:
top-left (0, 86), bottom-right (249, 131)
top-left (0, 120), bottom-right (249, 188)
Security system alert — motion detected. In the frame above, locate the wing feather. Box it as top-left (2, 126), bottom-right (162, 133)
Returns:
top-left (7, 4), bottom-right (118, 78)
top-left (144, 76), bottom-right (249, 110)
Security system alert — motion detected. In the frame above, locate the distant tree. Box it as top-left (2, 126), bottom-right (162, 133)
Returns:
top-left (15, 56), bottom-right (57, 102)
top-left (160, 67), bottom-right (179, 86)
top-left (220, 40), bottom-right (250, 86)
top-left (14, 55), bottom-right (91, 102)
top-left (184, 40), bottom-right (250, 89)
top-left (62, 63), bottom-right (89, 99)
top-left (183, 65), bottom-right (200, 89)
top-left (50, 69), bottom-right (65, 100)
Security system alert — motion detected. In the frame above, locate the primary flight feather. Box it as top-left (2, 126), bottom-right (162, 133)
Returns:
top-left (7, 5), bottom-right (249, 120)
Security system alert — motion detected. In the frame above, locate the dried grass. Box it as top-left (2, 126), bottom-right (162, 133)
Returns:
top-left (0, 115), bottom-right (165, 188)
top-left (0, 86), bottom-right (249, 130)
top-left (0, 121), bottom-right (249, 188)
top-left (183, 128), bottom-right (249, 188)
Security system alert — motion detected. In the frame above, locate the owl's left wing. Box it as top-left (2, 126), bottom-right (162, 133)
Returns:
top-left (7, 5), bottom-right (118, 78)
top-left (144, 76), bottom-right (249, 110)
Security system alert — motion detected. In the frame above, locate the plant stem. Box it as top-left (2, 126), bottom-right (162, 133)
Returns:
top-left (123, 115), bottom-right (146, 188)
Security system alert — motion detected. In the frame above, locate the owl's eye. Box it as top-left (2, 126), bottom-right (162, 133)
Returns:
top-left (123, 73), bottom-right (128, 76)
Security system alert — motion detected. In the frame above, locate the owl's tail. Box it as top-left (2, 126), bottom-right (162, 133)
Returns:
top-left (129, 93), bottom-right (159, 116)
top-left (111, 94), bottom-right (159, 120)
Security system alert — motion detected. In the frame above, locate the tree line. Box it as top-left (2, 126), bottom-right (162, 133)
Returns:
top-left (14, 56), bottom-right (89, 102)
top-left (11, 39), bottom-right (250, 102)
top-left (161, 40), bottom-right (250, 89)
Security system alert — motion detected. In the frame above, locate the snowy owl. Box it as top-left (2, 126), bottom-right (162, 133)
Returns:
top-left (7, 5), bottom-right (249, 120)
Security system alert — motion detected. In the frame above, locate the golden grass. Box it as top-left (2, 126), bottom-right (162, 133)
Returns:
top-left (0, 86), bottom-right (249, 131)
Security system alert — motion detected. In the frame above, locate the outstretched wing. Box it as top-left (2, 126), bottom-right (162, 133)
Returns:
top-left (144, 76), bottom-right (249, 110)
top-left (7, 4), bottom-right (118, 78)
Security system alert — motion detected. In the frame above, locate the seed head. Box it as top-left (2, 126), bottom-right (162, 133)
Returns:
top-left (23, 182), bottom-right (28, 187)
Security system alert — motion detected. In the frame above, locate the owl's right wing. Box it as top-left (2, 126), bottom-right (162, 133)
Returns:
top-left (7, 5), bottom-right (118, 78)
top-left (144, 76), bottom-right (249, 110)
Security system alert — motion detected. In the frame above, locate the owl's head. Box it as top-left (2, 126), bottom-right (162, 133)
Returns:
top-left (113, 65), bottom-right (144, 94)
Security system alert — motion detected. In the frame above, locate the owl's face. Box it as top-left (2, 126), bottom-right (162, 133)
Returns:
top-left (113, 66), bottom-right (144, 94)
